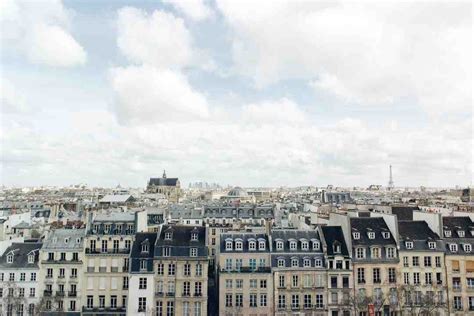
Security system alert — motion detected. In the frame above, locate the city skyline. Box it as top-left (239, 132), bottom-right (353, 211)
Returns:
top-left (1, 0), bottom-right (472, 188)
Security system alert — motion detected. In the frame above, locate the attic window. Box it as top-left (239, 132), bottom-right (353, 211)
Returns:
top-left (235, 241), bottom-right (243, 251)
top-left (76, 238), bottom-right (81, 244)
top-left (276, 241), bottom-right (284, 250)
top-left (191, 232), bottom-right (198, 241)
top-left (141, 243), bottom-right (149, 253)
top-left (428, 242), bottom-right (436, 250)
top-left (64, 238), bottom-right (69, 244)
top-left (464, 244), bottom-right (472, 252)
top-left (289, 241), bottom-right (297, 250)
top-left (405, 242), bottom-right (413, 249)
top-left (140, 260), bottom-right (147, 270)
top-left (444, 230), bottom-right (451, 237)
top-left (249, 241), bottom-right (256, 251)
top-left (165, 232), bottom-right (172, 240)
top-left (382, 232), bottom-right (390, 239)
top-left (367, 232), bottom-right (375, 239)
top-left (301, 241), bottom-right (309, 250)
top-left (7, 254), bottom-right (13, 263)
top-left (312, 241), bottom-right (320, 250)
top-left (258, 241), bottom-right (266, 250)
top-left (225, 241), bottom-right (233, 251)
top-left (334, 243), bottom-right (341, 253)
top-left (353, 232), bottom-right (360, 240)
top-left (458, 231), bottom-right (465, 238)
top-left (28, 254), bottom-right (34, 264)
top-left (450, 244), bottom-right (458, 252)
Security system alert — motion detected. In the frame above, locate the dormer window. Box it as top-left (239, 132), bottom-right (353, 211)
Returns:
top-left (382, 232), bottom-right (390, 239)
top-left (235, 241), bottom-right (243, 251)
top-left (249, 241), bottom-right (256, 251)
top-left (464, 244), bottom-right (472, 252)
top-left (93, 224), bottom-right (100, 232)
top-left (141, 243), bottom-right (149, 253)
top-left (191, 232), bottom-right (198, 241)
top-left (312, 241), bottom-right (320, 250)
top-left (301, 241), bottom-right (309, 250)
top-left (28, 254), bottom-right (34, 264)
top-left (190, 248), bottom-right (197, 257)
top-left (165, 232), bottom-right (172, 240)
top-left (444, 230), bottom-right (451, 237)
top-left (367, 232), bottom-right (375, 239)
top-left (225, 241), bottom-right (233, 251)
top-left (450, 244), bottom-right (458, 252)
top-left (140, 260), bottom-right (147, 270)
top-left (76, 238), bottom-right (81, 244)
top-left (276, 241), bottom-right (284, 250)
top-left (258, 241), bottom-right (266, 250)
top-left (291, 258), bottom-right (299, 267)
top-left (458, 231), bottom-right (465, 238)
top-left (371, 247), bottom-right (381, 259)
top-left (104, 224), bottom-right (111, 233)
top-left (405, 242), bottom-right (413, 249)
top-left (353, 232), bottom-right (360, 240)
top-left (64, 238), bottom-right (69, 244)
top-left (7, 253), bottom-right (13, 263)
top-left (428, 242), bottom-right (436, 249)
top-left (333, 243), bottom-right (341, 254)
top-left (289, 241), bottom-right (297, 250)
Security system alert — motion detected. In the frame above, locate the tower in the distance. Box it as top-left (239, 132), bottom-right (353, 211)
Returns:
top-left (388, 165), bottom-right (395, 190)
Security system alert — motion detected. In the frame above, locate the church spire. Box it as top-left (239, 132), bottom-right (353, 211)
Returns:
top-left (163, 170), bottom-right (167, 178)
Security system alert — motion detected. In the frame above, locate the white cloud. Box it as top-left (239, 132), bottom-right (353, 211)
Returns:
top-left (162, 0), bottom-right (213, 21)
top-left (242, 98), bottom-right (306, 125)
top-left (110, 65), bottom-right (210, 125)
top-left (0, 78), bottom-right (28, 113)
top-left (0, 0), bottom-right (87, 67)
top-left (217, 0), bottom-right (471, 115)
top-left (117, 7), bottom-right (193, 68)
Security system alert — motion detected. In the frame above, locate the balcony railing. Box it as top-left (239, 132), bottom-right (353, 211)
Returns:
top-left (68, 291), bottom-right (77, 297)
top-left (221, 266), bottom-right (271, 273)
top-left (56, 291), bottom-right (65, 297)
top-left (85, 248), bottom-right (130, 255)
top-left (44, 290), bottom-right (52, 297)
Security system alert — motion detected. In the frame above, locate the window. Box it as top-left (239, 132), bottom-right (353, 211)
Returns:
top-left (141, 243), bottom-right (148, 253)
top-left (225, 241), bottom-right (232, 250)
top-left (138, 297), bottom-right (146, 312)
top-left (86, 296), bottom-right (93, 308)
top-left (413, 256), bottom-right (419, 267)
top-left (373, 268), bottom-right (381, 283)
top-left (20, 273), bottom-right (25, 281)
top-left (315, 258), bottom-right (322, 267)
top-left (250, 294), bottom-right (257, 307)
top-left (414, 272), bottom-right (420, 285)
top-left (291, 294), bottom-right (300, 308)
top-left (424, 256), bottom-right (432, 267)
top-left (196, 264), bottom-right (202, 276)
top-left (450, 244), bottom-right (458, 252)
top-left (235, 294), bottom-right (243, 307)
top-left (184, 264), bottom-right (191, 276)
top-left (435, 256), bottom-right (441, 267)
top-left (235, 241), bottom-right (243, 250)
top-left (353, 232), bottom-right (360, 239)
top-left (225, 294), bottom-right (232, 307)
top-left (29, 288), bottom-right (35, 297)
top-left (190, 248), bottom-right (197, 257)
top-left (405, 241), bottom-right (413, 249)
top-left (191, 232), bottom-right (198, 241)
top-left (28, 254), bottom-right (34, 264)
top-left (425, 272), bottom-right (432, 285)
top-left (260, 279), bottom-right (267, 288)
top-left (315, 294), bottom-right (324, 308)
top-left (260, 294), bottom-right (267, 307)
top-left (250, 279), bottom-right (257, 288)
top-left (289, 241), bottom-right (297, 250)
top-left (163, 247), bottom-right (171, 257)
top-left (465, 244), bottom-right (472, 252)
top-left (371, 247), bottom-right (381, 259)
top-left (139, 277), bottom-right (147, 289)
top-left (301, 241), bottom-right (309, 250)
top-left (303, 258), bottom-right (311, 267)
top-left (259, 240), bottom-right (266, 250)
top-left (428, 241), bottom-right (436, 249)
top-left (444, 230), bottom-right (451, 237)
top-left (357, 268), bottom-right (365, 283)
top-left (291, 258), bottom-right (299, 267)
top-left (458, 230), bottom-right (465, 237)
top-left (278, 258), bottom-right (285, 267)
top-left (183, 282), bottom-right (190, 296)
top-left (194, 282), bottom-right (202, 296)
top-left (140, 260), bottom-right (147, 270)
top-left (279, 275), bottom-right (285, 288)
top-left (312, 240), bottom-right (320, 250)
top-left (404, 272), bottom-right (410, 285)
top-left (157, 263), bottom-right (164, 275)
top-left (382, 232), bottom-right (390, 239)
top-left (249, 258), bottom-right (257, 270)
top-left (168, 263), bottom-right (175, 275)
top-left (368, 232), bottom-right (375, 239)
top-left (165, 232), bottom-right (172, 240)
top-left (225, 279), bottom-right (232, 289)
top-left (236, 279), bottom-right (243, 288)
top-left (388, 268), bottom-right (396, 283)
top-left (454, 296), bottom-right (462, 310)
top-left (7, 254), bottom-right (13, 263)
top-left (249, 241), bottom-right (256, 250)
top-left (386, 247), bottom-right (395, 259)
top-left (292, 275), bottom-right (299, 287)
top-left (278, 295), bottom-right (286, 308)
top-left (276, 241), bottom-right (284, 250)
top-left (356, 248), bottom-right (365, 259)
top-left (123, 276), bottom-right (129, 289)
top-left (403, 256), bottom-right (409, 267)
top-left (110, 296), bottom-right (117, 308)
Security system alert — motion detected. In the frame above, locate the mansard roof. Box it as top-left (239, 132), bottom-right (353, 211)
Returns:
top-left (0, 242), bottom-right (42, 269)
top-left (350, 217), bottom-right (396, 246)
top-left (321, 226), bottom-right (349, 256)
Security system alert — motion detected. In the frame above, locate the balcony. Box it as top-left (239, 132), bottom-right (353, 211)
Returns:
top-left (220, 266), bottom-right (271, 273)
top-left (56, 291), bottom-right (65, 297)
top-left (155, 291), bottom-right (164, 296)
top-left (182, 292), bottom-right (191, 297)
top-left (291, 305), bottom-right (300, 310)
top-left (44, 290), bottom-right (52, 297)
top-left (68, 291), bottom-right (77, 297)
top-left (111, 267), bottom-right (119, 272)
top-left (194, 292), bottom-right (202, 297)
top-left (87, 267), bottom-right (95, 273)
top-left (166, 292), bottom-right (175, 297)
top-left (99, 267), bottom-right (107, 273)
top-left (58, 275), bottom-right (65, 279)
top-left (85, 248), bottom-right (130, 255)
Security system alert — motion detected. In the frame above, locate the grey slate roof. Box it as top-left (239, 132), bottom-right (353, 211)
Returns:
top-left (42, 228), bottom-right (86, 250)
top-left (148, 177), bottom-right (179, 186)
top-left (0, 242), bottom-right (42, 269)
top-left (392, 205), bottom-right (420, 221)
top-left (155, 225), bottom-right (208, 257)
top-left (130, 232), bottom-right (157, 273)
top-left (350, 217), bottom-right (396, 246)
top-left (220, 233), bottom-right (269, 253)
top-left (398, 221), bottom-right (444, 252)
top-left (271, 229), bottom-right (321, 252)
top-left (321, 226), bottom-right (349, 256)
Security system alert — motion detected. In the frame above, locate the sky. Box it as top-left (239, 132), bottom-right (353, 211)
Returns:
top-left (0, 0), bottom-right (472, 188)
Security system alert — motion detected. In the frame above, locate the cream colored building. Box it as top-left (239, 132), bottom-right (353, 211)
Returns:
top-left (82, 210), bottom-right (147, 316)
top-left (218, 232), bottom-right (274, 316)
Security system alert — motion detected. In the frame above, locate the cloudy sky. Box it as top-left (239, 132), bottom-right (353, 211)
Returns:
top-left (1, 0), bottom-right (472, 188)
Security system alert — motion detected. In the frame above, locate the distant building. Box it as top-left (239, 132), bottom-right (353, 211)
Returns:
top-left (146, 171), bottom-right (181, 202)
top-left (98, 195), bottom-right (136, 207)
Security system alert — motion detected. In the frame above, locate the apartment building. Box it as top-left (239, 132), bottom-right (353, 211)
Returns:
top-left (350, 217), bottom-right (399, 315)
top-left (128, 232), bottom-right (157, 315)
top-left (442, 216), bottom-right (474, 314)
top-left (82, 210), bottom-right (147, 316)
top-left (218, 232), bottom-right (273, 315)
top-left (153, 225), bottom-right (209, 316)
top-left (39, 228), bottom-right (85, 315)
top-left (397, 220), bottom-right (447, 315)
top-left (0, 242), bottom-right (42, 316)
top-left (271, 229), bottom-right (326, 316)
top-left (320, 226), bottom-right (352, 316)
